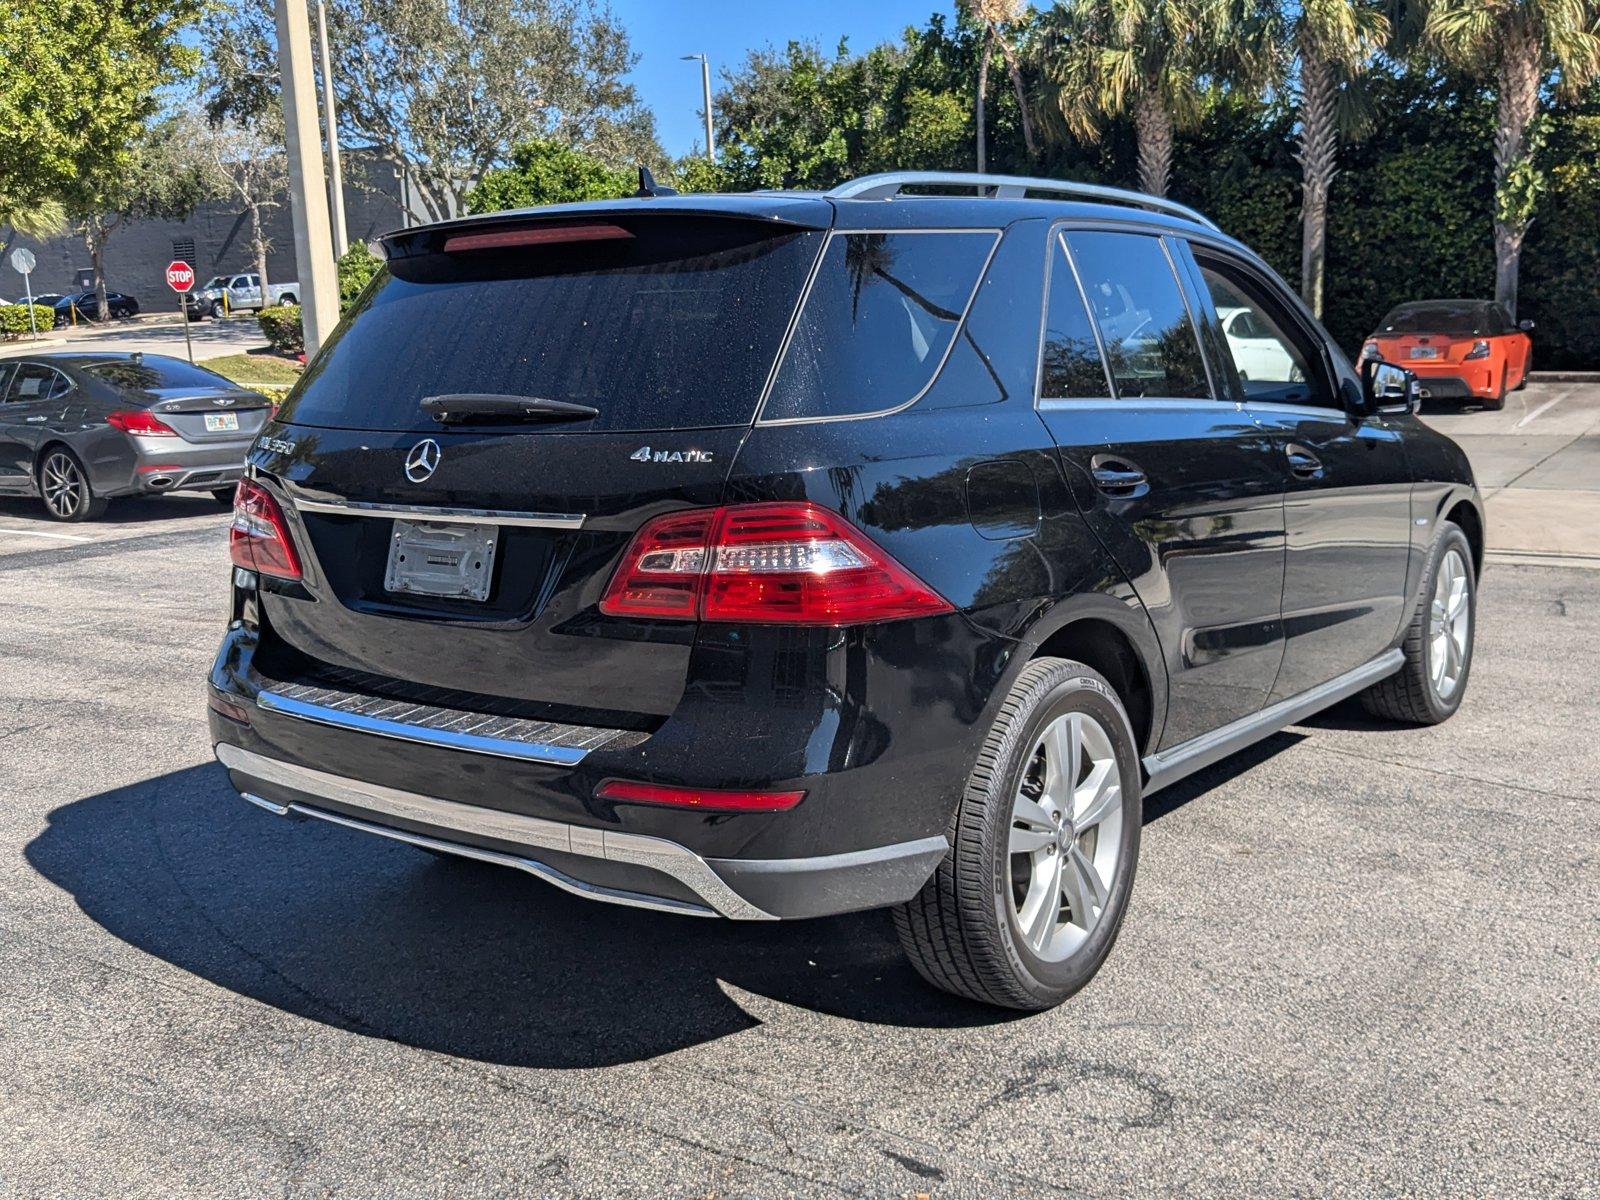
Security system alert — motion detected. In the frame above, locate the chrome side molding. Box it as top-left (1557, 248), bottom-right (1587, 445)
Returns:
top-left (1142, 649), bottom-right (1405, 794)
top-left (215, 743), bottom-right (775, 920)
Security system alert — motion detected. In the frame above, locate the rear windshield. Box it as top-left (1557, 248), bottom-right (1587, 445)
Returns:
top-left (275, 217), bottom-right (822, 434)
top-left (84, 357), bottom-right (234, 393)
top-left (1379, 302), bottom-right (1493, 335)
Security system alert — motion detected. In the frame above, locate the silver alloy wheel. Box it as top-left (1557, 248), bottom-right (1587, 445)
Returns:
top-left (1007, 711), bottom-right (1124, 962)
top-left (41, 452), bottom-right (85, 519)
top-left (1428, 547), bottom-right (1471, 700)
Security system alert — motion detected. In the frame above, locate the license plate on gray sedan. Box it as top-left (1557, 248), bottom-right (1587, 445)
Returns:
top-left (384, 519), bottom-right (497, 601)
top-left (204, 412), bottom-right (240, 432)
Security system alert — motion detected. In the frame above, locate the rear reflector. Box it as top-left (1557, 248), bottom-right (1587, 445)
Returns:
top-left (599, 501), bottom-right (952, 625)
top-left (207, 692), bottom-right (252, 724)
top-left (107, 409), bottom-right (178, 436)
top-left (443, 224), bottom-right (634, 253)
top-left (229, 480), bottom-right (302, 581)
top-left (595, 779), bottom-right (805, 813)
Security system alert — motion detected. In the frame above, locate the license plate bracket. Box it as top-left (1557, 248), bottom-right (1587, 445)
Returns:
top-left (204, 412), bottom-right (240, 432)
top-left (384, 519), bottom-right (497, 602)
top-left (1409, 346), bottom-right (1439, 359)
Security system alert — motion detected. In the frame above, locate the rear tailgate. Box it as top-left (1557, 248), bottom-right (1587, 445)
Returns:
top-left (149, 389), bottom-right (271, 442)
top-left (249, 206), bottom-right (828, 721)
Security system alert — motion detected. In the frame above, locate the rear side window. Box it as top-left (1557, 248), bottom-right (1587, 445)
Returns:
top-left (1065, 232), bottom-right (1209, 400)
top-left (1039, 232), bottom-right (1110, 399)
top-left (760, 231), bottom-right (997, 422)
top-left (276, 218), bottom-right (823, 434)
top-left (5, 364), bottom-right (71, 402)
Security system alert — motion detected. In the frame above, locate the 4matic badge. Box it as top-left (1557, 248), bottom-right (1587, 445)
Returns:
top-left (630, 446), bottom-right (714, 464)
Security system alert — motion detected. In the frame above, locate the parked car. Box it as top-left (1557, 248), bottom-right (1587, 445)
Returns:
top-left (50, 291), bottom-right (140, 325)
top-left (184, 273), bottom-right (300, 320)
top-left (0, 352), bottom-right (270, 520)
top-left (207, 172), bottom-right (1483, 1011)
top-left (1363, 299), bottom-right (1532, 410)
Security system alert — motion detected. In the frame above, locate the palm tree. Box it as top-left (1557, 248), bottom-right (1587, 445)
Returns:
top-left (1423, 0), bottom-right (1600, 316)
top-left (964, 0), bottom-right (1039, 172)
top-left (1034, 0), bottom-right (1225, 197)
top-left (1295, 0), bottom-right (1389, 317)
top-left (0, 198), bottom-right (67, 271)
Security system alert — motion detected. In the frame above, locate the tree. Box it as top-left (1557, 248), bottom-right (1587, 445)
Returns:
top-left (0, 0), bottom-right (201, 216)
top-left (0, 199), bottom-right (67, 275)
top-left (467, 138), bottom-right (634, 214)
top-left (1291, 0), bottom-right (1388, 316)
top-left (1423, 0), bottom-right (1600, 316)
top-left (205, 0), bottom-right (663, 224)
top-left (178, 110), bottom-right (289, 295)
top-left (1035, 0), bottom-right (1225, 196)
top-left (963, 0), bottom-right (1038, 171)
top-left (67, 120), bottom-right (212, 321)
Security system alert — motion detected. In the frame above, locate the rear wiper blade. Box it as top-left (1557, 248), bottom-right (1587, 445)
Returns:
top-left (420, 393), bottom-right (599, 424)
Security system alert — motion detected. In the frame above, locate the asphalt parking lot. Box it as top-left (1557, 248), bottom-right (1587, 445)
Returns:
top-left (1, 387), bottom-right (1597, 1197)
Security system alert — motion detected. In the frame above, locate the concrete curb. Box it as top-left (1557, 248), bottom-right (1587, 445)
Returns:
top-left (1527, 371), bottom-right (1600, 383)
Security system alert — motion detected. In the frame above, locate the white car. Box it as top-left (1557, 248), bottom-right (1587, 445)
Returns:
top-left (1218, 305), bottom-right (1301, 382)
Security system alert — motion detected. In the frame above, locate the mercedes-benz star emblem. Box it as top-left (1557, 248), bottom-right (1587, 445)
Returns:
top-left (404, 439), bottom-right (442, 483)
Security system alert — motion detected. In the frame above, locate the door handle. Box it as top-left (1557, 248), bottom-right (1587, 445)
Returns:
top-left (1286, 443), bottom-right (1323, 479)
top-left (1089, 454), bottom-right (1148, 497)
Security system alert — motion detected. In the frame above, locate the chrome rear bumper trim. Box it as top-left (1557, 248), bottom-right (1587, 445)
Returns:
top-left (216, 743), bottom-right (774, 920)
top-left (284, 487), bottom-right (585, 530)
top-left (256, 689), bottom-right (595, 766)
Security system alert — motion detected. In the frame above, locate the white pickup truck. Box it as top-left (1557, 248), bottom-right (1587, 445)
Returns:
top-left (184, 273), bottom-right (300, 320)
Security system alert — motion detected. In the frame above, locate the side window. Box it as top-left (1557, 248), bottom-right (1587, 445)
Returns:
top-left (761, 230), bottom-right (996, 422)
top-left (231, 276), bottom-right (250, 289)
top-left (1194, 260), bottom-right (1332, 408)
top-left (6, 364), bottom-right (60, 403)
top-left (1064, 231), bottom-right (1210, 399)
top-left (1039, 233), bottom-right (1111, 399)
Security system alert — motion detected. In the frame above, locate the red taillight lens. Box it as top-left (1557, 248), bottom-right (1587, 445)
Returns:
top-left (595, 779), bottom-right (805, 812)
top-left (599, 501), bottom-right (952, 625)
top-left (1465, 339), bottom-right (1491, 360)
top-left (229, 480), bottom-right (302, 580)
top-left (107, 409), bottom-right (177, 436)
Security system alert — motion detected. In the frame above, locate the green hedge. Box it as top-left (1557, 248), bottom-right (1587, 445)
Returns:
top-left (257, 304), bottom-right (304, 356)
top-left (0, 304), bottom-right (53, 338)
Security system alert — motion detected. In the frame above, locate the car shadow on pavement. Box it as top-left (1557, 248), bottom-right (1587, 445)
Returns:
top-left (27, 763), bottom-right (1022, 1069)
top-left (0, 493), bottom-right (229, 526)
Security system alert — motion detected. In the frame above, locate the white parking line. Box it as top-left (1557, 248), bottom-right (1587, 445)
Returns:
top-left (1515, 387), bottom-right (1574, 428)
top-left (0, 528), bottom-right (91, 543)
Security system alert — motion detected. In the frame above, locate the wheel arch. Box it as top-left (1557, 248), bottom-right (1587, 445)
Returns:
top-left (1022, 605), bottom-right (1164, 757)
top-left (1442, 496), bottom-right (1484, 575)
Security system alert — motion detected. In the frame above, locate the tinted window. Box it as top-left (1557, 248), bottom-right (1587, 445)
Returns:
top-left (1065, 232), bottom-right (1209, 399)
top-left (1039, 233), bottom-right (1109, 399)
top-left (761, 231), bottom-right (996, 421)
top-left (1379, 302), bottom-right (1491, 335)
top-left (276, 218), bottom-right (822, 434)
top-left (6, 364), bottom-right (70, 402)
top-left (85, 356), bottom-right (234, 393)
top-left (1198, 263), bottom-right (1331, 407)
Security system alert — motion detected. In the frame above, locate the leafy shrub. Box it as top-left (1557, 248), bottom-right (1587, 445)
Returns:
top-left (0, 304), bottom-right (53, 339)
top-left (466, 138), bottom-right (635, 213)
top-left (257, 304), bottom-right (304, 356)
top-left (337, 243), bottom-right (382, 314)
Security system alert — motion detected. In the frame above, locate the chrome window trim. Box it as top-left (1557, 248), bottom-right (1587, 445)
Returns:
top-left (1032, 226), bottom-right (1117, 406)
top-left (282, 486), bottom-right (585, 530)
top-left (753, 227), bottom-right (1004, 427)
top-left (256, 689), bottom-right (594, 765)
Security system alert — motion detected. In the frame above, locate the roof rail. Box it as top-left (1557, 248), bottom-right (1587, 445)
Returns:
top-left (824, 171), bottom-right (1219, 231)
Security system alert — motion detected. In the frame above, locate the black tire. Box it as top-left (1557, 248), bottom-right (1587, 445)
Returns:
top-left (1360, 522), bottom-right (1476, 725)
top-left (210, 300), bottom-right (225, 319)
top-left (894, 657), bottom-right (1143, 1011)
top-left (211, 487), bottom-right (238, 507)
top-left (37, 448), bottom-right (108, 522)
top-left (1483, 371), bottom-right (1507, 411)
top-left (278, 293), bottom-right (297, 305)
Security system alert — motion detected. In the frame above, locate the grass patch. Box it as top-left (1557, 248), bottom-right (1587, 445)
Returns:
top-left (202, 352), bottom-right (303, 387)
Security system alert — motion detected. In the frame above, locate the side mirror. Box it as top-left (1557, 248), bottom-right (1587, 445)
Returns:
top-left (1361, 358), bottom-right (1419, 416)
top-left (1518, 318), bottom-right (1535, 332)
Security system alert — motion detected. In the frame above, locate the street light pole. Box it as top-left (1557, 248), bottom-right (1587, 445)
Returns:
top-left (314, 0), bottom-right (348, 260)
top-left (275, 0), bottom-right (339, 356)
top-left (681, 54), bottom-right (715, 159)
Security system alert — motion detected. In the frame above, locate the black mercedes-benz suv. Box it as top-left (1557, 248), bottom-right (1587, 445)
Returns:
top-left (208, 172), bottom-right (1482, 1010)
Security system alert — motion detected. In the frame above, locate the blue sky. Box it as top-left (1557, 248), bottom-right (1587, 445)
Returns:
top-left (610, 0), bottom-right (958, 158)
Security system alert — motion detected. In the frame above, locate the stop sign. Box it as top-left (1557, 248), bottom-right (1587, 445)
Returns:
top-left (165, 261), bottom-right (195, 292)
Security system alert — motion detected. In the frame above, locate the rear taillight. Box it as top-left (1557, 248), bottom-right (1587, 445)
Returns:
top-left (595, 779), bottom-right (805, 812)
top-left (229, 480), bottom-right (301, 580)
top-left (107, 409), bottom-right (177, 436)
top-left (1361, 341), bottom-right (1380, 361)
top-left (599, 501), bottom-right (952, 625)
top-left (1465, 339), bottom-right (1491, 360)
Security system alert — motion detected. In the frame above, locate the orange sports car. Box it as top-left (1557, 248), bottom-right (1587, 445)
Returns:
top-left (1362, 299), bottom-right (1533, 411)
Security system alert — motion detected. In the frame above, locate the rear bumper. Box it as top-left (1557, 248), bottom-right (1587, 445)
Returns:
top-left (213, 740), bottom-right (948, 921)
top-left (123, 436), bottom-right (251, 495)
top-left (1402, 363), bottom-right (1502, 398)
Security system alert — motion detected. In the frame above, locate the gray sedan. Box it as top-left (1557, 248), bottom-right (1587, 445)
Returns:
top-left (0, 353), bottom-right (271, 521)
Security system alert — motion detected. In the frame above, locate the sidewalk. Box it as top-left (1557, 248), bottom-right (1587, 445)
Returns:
top-left (0, 313), bottom-right (267, 360)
